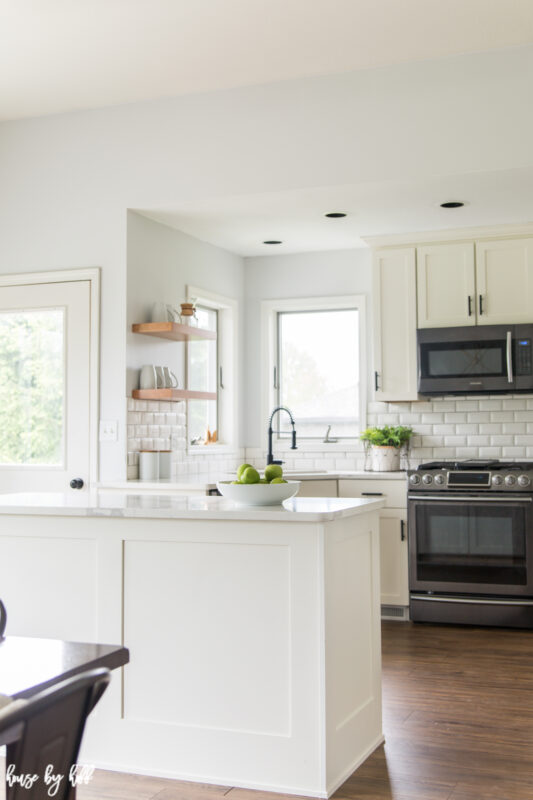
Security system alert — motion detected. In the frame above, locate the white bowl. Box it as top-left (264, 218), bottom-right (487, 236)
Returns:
top-left (217, 480), bottom-right (301, 506)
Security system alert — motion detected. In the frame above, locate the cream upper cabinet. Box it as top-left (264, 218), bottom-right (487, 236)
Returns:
top-left (417, 243), bottom-right (476, 328)
top-left (475, 238), bottom-right (533, 325)
top-left (372, 247), bottom-right (418, 401)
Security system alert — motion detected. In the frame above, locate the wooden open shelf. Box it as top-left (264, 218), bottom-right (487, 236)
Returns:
top-left (132, 389), bottom-right (217, 402)
top-left (132, 322), bottom-right (216, 341)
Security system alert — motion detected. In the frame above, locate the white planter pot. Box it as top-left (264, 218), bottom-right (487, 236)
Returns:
top-left (370, 446), bottom-right (401, 472)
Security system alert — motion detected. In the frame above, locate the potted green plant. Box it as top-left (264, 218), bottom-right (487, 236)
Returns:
top-left (360, 425), bottom-right (414, 472)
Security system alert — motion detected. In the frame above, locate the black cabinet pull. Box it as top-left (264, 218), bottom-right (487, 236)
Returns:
top-left (479, 294), bottom-right (484, 315)
top-left (468, 295), bottom-right (472, 316)
top-left (70, 478), bottom-right (84, 490)
top-left (374, 370), bottom-right (380, 391)
top-left (362, 492), bottom-right (384, 496)
top-left (400, 519), bottom-right (406, 541)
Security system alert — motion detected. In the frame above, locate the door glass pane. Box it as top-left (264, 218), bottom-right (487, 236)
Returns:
top-left (0, 309), bottom-right (64, 466)
top-left (415, 503), bottom-right (527, 585)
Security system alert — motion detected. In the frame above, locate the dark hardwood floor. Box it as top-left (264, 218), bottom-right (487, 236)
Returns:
top-left (3, 621), bottom-right (533, 799)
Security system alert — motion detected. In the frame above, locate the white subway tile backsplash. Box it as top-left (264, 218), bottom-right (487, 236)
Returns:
top-left (467, 435), bottom-right (490, 446)
top-left (432, 424), bottom-right (457, 435)
top-left (502, 423), bottom-right (526, 434)
top-left (514, 411), bottom-right (533, 422)
top-left (490, 435), bottom-right (514, 446)
top-left (503, 399), bottom-right (527, 410)
top-left (479, 400), bottom-right (502, 410)
top-left (456, 400), bottom-right (478, 411)
top-left (503, 446), bottom-right (527, 457)
top-left (444, 412), bottom-right (467, 423)
top-left (421, 413), bottom-right (444, 423)
top-left (467, 412), bottom-right (490, 423)
top-left (490, 411), bottom-right (510, 422)
top-left (455, 424), bottom-right (478, 434)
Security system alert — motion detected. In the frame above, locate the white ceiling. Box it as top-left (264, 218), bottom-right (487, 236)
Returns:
top-left (2, 0), bottom-right (533, 120)
top-left (136, 166), bottom-right (533, 256)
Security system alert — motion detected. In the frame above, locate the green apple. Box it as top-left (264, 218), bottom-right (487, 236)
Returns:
top-left (270, 477), bottom-right (287, 484)
top-left (237, 463), bottom-right (254, 480)
top-left (241, 467), bottom-right (260, 484)
top-left (264, 464), bottom-right (283, 482)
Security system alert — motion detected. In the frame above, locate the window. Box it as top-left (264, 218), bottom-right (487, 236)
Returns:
top-left (187, 306), bottom-right (218, 445)
top-left (263, 295), bottom-right (365, 443)
top-left (0, 308), bottom-right (65, 465)
top-left (186, 286), bottom-right (239, 451)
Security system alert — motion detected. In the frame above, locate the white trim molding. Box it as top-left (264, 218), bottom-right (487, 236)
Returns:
top-left (363, 221), bottom-right (533, 249)
top-left (0, 267), bottom-right (101, 485)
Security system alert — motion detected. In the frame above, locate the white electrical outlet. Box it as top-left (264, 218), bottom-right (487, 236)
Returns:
top-left (99, 420), bottom-right (118, 442)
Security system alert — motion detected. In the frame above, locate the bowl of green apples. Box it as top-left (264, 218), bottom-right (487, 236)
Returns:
top-left (217, 463), bottom-right (300, 506)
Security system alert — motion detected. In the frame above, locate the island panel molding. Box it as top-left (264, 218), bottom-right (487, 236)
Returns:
top-left (0, 493), bottom-right (384, 798)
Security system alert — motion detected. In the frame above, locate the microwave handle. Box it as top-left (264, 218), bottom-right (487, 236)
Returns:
top-left (506, 331), bottom-right (514, 384)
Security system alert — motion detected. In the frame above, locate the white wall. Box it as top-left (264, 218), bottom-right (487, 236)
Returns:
top-left (1, 45), bottom-right (533, 479)
top-left (243, 248), bottom-right (371, 446)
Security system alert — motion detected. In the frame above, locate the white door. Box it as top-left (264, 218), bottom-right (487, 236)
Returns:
top-left (417, 243), bottom-right (476, 328)
top-left (372, 247), bottom-right (418, 401)
top-left (0, 280), bottom-right (91, 492)
top-left (475, 238), bottom-right (533, 325)
top-left (379, 509), bottom-right (409, 606)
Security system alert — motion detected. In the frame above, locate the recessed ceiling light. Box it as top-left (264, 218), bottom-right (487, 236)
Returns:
top-left (440, 201), bottom-right (465, 209)
top-left (263, 240), bottom-right (282, 245)
top-left (325, 212), bottom-right (347, 218)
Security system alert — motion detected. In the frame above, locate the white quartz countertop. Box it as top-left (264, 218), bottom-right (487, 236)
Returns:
top-left (0, 492), bottom-right (385, 522)
top-left (98, 470), bottom-right (406, 491)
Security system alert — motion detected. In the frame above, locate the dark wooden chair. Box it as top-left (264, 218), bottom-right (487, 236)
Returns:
top-left (0, 667), bottom-right (110, 799)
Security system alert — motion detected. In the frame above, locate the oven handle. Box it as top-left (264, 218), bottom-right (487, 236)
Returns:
top-left (507, 330), bottom-right (514, 384)
top-left (411, 594), bottom-right (533, 606)
top-left (408, 495), bottom-right (532, 502)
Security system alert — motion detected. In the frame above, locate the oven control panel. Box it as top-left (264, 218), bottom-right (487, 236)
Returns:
top-left (408, 466), bottom-right (533, 492)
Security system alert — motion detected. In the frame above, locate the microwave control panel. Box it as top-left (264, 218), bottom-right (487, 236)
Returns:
top-left (516, 338), bottom-right (533, 375)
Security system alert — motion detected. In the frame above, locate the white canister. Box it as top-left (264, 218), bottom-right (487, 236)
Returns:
top-left (159, 450), bottom-right (172, 479)
top-left (139, 450), bottom-right (160, 481)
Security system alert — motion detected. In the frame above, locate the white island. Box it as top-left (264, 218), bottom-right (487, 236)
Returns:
top-left (0, 492), bottom-right (384, 798)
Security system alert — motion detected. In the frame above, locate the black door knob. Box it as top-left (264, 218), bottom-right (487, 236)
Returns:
top-left (70, 478), bottom-right (84, 490)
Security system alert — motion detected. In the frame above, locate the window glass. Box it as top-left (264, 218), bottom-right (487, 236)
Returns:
top-left (0, 309), bottom-right (64, 465)
top-left (278, 308), bottom-right (359, 439)
top-left (188, 306), bottom-right (218, 445)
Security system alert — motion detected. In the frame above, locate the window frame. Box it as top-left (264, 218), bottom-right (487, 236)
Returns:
top-left (186, 285), bottom-right (239, 455)
top-left (261, 295), bottom-right (366, 451)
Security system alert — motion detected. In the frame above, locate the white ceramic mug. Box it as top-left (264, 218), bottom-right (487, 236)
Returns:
top-left (162, 367), bottom-right (178, 388)
top-left (154, 366), bottom-right (165, 388)
top-left (139, 365), bottom-right (157, 390)
top-left (151, 302), bottom-right (169, 323)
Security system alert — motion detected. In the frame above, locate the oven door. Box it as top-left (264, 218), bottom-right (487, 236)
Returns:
top-left (417, 325), bottom-right (515, 394)
top-left (408, 494), bottom-right (533, 596)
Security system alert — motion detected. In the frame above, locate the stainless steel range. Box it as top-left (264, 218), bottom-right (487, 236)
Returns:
top-left (407, 459), bottom-right (533, 628)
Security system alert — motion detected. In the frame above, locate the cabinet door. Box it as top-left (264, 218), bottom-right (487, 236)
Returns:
top-left (379, 509), bottom-right (409, 606)
top-left (296, 479), bottom-right (338, 497)
top-left (372, 248), bottom-right (418, 401)
top-left (417, 243), bottom-right (476, 328)
top-left (475, 238), bottom-right (533, 325)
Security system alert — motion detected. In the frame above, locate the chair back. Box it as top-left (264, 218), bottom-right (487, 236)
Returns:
top-left (1, 667), bottom-right (110, 800)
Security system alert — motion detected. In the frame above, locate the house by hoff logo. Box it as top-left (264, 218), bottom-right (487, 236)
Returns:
top-left (6, 763), bottom-right (95, 796)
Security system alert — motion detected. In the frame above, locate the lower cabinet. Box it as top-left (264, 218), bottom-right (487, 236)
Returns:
top-left (378, 509), bottom-right (409, 607)
top-left (338, 479), bottom-right (409, 613)
top-left (296, 479), bottom-right (338, 498)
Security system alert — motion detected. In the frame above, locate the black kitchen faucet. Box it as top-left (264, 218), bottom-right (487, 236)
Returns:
top-left (267, 406), bottom-right (297, 465)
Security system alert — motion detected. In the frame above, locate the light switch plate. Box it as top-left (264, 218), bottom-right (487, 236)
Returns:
top-left (99, 420), bottom-right (118, 442)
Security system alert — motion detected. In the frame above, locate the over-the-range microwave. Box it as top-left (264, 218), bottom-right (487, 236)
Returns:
top-left (417, 324), bottom-right (533, 395)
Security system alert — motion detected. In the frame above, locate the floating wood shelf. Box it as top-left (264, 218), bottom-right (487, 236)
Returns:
top-left (132, 389), bottom-right (217, 402)
top-left (132, 322), bottom-right (216, 341)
